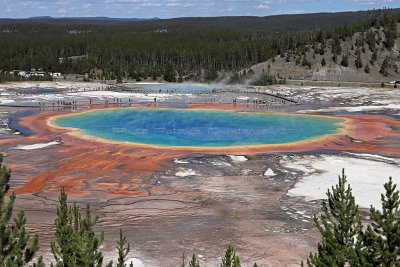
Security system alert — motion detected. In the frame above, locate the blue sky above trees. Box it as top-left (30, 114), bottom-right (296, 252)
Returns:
top-left (1, 0), bottom-right (398, 18)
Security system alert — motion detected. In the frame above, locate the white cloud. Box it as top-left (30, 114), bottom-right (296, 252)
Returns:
top-left (57, 8), bottom-right (67, 14)
top-left (277, 9), bottom-right (305, 14)
top-left (2, 0), bottom-right (400, 19)
top-left (140, 2), bottom-right (161, 7)
top-left (353, 0), bottom-right (376, 4)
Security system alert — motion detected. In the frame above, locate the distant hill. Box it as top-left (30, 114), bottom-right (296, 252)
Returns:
top-left (0, 9), bottom-right (399, 31)
top-left (139, 9), bottom-right (400, 32)
top-left (0, 16), bottom-right (160, 25)
top-left (247, 23), bottom-right (400, 83)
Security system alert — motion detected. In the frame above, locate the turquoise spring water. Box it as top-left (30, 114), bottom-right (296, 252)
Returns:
top-left (54, 109), bottom-right (345, 147)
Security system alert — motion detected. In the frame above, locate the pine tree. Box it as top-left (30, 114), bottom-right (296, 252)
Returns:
top-left (0, 153), bottom-right (42, 266)
top-left (332, 53), bottom-right (338, 63)
top-left (370, 50), bottom-right (377, 65)
top-left (302, 57), bottom-right (311, 68)
top-left (50, 188), bottom-right (106, 267)
top-left (116, 74), bottom-right (123, 84)
top-left (331, 37), bottom-right (342, 55)
top-left (361, 177), bottom-right (400, 266)
top-left (34, 256), bottom-right (45, 267)
top-left (340, 55), bottom-right (349, 67)
top-left (321, 57), bottom-right (326, 66)
top-left (303, 169), bottom-right (363, 267)
top-left (116, 229), bottom-right (132, 267)
top-left (355, 50), bottom-right (362, 69)
top-left (366, 30), bottom-right (376, 52)
top-left (364, 64), bottom-right (370, 73)
top-left (163, 63), bottom-right (176, 82)
top-left (189, 254), bottom-right (200, 267)
top-left (380, 57), bottom-right (390, 76)
top-left (221, 246), bottom-right (241, 267)
top-left (205, 67), bottom-right (218, 81)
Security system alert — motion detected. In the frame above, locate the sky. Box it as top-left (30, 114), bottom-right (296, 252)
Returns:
top-left (0, 0), bottom-right (398, 18)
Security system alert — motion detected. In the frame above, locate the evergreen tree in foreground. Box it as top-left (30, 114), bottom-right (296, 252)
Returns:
top-left (361, 177), bottom-right (400, 266)
top-left (221, 246), bottom-right (241, 267)
top-left (189, 254), bottom-right (200, 267)
top-left (116, 229), bottom-right (133, 267)
top-left (0, 154), bottom-right (42, 266)
top-left (303, 169), bottom-right (362, 266)
top-left (304, 170), bottom-right (400, 266)
top-left (50, 188), bottom-right (107, 267)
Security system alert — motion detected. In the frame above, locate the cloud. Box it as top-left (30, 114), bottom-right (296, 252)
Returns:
top-left (353, 0), bottom-right (376, 5)
top-left (57, 8), bottom-right (67, 14)
top-left (277, 9), bottom-right (306, 14)
top-left (1, 0), bottom-right (400, 19)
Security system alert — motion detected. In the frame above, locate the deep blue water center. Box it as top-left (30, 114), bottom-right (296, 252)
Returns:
top-left (54, 109), bottom-right (345, 147)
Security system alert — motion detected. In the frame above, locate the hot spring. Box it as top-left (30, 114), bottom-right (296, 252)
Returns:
top-left (54, 109), bottom-right (346, 147)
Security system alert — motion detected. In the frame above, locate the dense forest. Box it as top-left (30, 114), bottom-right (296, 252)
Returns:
top-left (0, 9), bottom-right (398, 83)
top-left (1, 8), bottom-right (399, 30)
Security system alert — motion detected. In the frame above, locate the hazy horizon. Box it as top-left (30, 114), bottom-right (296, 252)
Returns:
top-left (1, 0), bottom-right (399, 19)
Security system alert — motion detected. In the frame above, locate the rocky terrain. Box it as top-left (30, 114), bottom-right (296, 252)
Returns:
top-left (249, 23), bottom-right (400, 83)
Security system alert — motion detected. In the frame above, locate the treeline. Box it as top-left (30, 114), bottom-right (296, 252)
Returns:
top-left (1, 9), bottom-right (400, 33)
top-left (0, 9), bottom-right (398, 82)
top-left (0, 29), bottom-right (315, 77)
